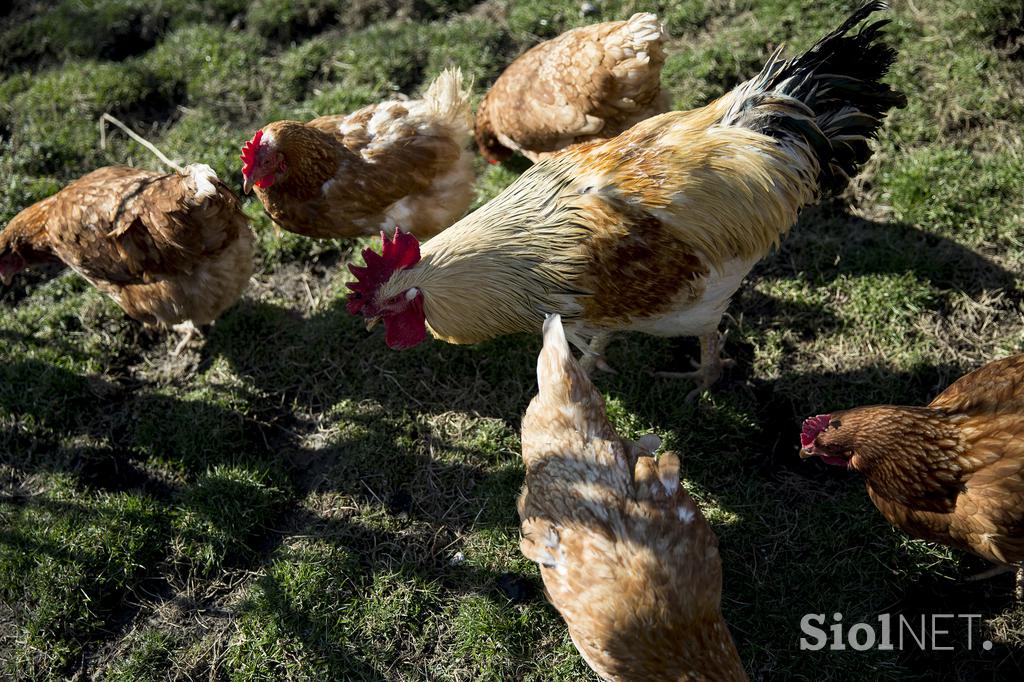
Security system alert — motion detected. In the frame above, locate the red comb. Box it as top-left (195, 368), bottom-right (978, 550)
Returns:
top-left (240, 129), bottom-right (263, 177)
top-left (800, 414), bottom-right (831, 448)
top-left (346, 228), bottom-right (421, 315)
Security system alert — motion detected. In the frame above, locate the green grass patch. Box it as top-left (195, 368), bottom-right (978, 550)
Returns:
top-left (2, 0), bottom-right (1024, 679)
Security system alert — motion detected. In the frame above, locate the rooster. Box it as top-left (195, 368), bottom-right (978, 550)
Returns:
top-left (241, 67), bottom-right (474, 240)
top-left (347, 3), bottom-right (905, 398)
top-left (475, 13), bottom-right (669, 164)
top-left (519, 315), bottom-right (746, 681)
top-left (0, 165), bottom-right (254, 353)
top-left (800, 354), bottom-right (1024, 583)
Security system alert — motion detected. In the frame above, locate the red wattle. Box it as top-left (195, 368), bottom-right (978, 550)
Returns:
top-left (383, 293), bottom-right (426, 350)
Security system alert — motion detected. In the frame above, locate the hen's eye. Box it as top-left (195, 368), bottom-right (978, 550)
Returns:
top-left (830, 420), bottom-right (841, 429)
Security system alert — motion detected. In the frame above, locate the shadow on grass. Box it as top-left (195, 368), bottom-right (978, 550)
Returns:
top-left (769, 205), bottom-right (1020, 296)
top-left (3, 205), bottom-right (1021, 677)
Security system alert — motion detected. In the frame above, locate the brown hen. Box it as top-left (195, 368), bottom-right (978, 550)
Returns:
top-left (0, 165), bottom-right (254, 348)
top-left (241, 68), bottom-right (474, 240)
top-left (476, 13), bottom-right (668, 163)
top-left (519, 315), bottom-right (746, 681)
top-left (800, 353), bottom-right (1024, 573)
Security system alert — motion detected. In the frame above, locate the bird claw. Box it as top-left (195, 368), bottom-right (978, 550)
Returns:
top-left (170, 321), bottom-right (201, 357)
top-left (654, 358), bottom-right (726, 404)
top-left (580, 354), bottom-right (615, 376)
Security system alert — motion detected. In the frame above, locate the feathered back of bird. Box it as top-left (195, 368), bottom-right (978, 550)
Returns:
top-left (519, 316), bottom-right (747, 681)
top-left (475, 14), bottom-right (668, 162)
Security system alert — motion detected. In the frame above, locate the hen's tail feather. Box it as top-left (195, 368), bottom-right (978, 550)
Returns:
top-left (537, 314), bottom-right (575, 396)
top-left (725, 1), bottom-right (906, 194)
top-left (421, 67), bottom-right (473, 140)
top-left (614, 12), bottom-right (667, 58)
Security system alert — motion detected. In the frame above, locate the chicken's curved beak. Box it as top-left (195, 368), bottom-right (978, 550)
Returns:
top-left (799, 448), bottom-right (815, 459)
top-left (365, 316), bottom-right (380, 332)
top-left (242, 175), bottom-right (254, 195)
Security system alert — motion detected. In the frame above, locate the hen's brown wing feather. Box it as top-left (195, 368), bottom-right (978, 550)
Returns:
top-left (312, 103), bottom-right (465, 213)
top-left (930, 354), bottom-right (1024, 413)
top-left (45, 167), bottom-right (243, 285)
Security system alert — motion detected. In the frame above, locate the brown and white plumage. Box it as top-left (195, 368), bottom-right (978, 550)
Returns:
top-left (242, 68), bottom-right (474, 240)
top-left (475, 13), bottom-right (669, 163)
top-left (348, 4), bottom-right (904, 396)
top-left (0, 165), bottom-right (254, 330)
top-left (801, 354), bottom-right (1024, 568)
top-left (519, 315), bottom-right (746, 682)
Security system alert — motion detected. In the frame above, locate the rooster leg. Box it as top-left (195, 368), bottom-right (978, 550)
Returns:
top-left (170, 321), bottom-right (200, 357)
top-left (579, 332), bottom-right (615, 375)
top-left (654, 331), bottom-right (735, 401)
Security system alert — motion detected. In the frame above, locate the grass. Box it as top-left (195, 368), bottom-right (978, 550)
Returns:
top-left (1, 0), bottom-right (1023, 679)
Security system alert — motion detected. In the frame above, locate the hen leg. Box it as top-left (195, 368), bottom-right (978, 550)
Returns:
top-left (579, 332), bottom-right (615, 375)
top-left (171, 321), bottom-right (201, 357)
top-left (654, 330), bottom-right (734, 402)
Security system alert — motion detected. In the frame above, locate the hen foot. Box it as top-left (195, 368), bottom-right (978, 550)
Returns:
top-left (171, 321), bottom-right (201, 357)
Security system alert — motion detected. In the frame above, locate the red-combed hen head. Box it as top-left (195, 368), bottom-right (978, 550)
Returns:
top-left (799, 413), bottom-right (854, 468)
top-left (240, 128), bottom-right (288, 194)
top-left (346, 228), bottom-right (426, 350)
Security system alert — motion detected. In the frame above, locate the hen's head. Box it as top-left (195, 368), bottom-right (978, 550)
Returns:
top-left (0, 249), bottom-right (25, 286)
top-left (346, 228), bottom-right (426, 350)
top-left (0, 221), bottom-right (54, 286)
top-left (240, 127), bottom-right (288, 194)
top-left (473, 109), bottom-right (513, 165)
top-left (799, 413), bottom-right (857, 468)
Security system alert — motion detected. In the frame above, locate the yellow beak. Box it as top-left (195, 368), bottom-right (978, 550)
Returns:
top-left (242, 176), bottom-right (254, 195)
top-left (366, 317), bottom-right (380, 332)
top-left (799, 448), bottom-right (814, 459)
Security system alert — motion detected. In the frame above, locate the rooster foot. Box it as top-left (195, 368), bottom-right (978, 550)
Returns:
top-left (579, 332), bottom-right (615, 375)
top-left (655, 364), bottom-right (723, 403)
top-left (654, 332), bottom-right (733, 402)
top-left (580, 353), bottom-right (616, 375)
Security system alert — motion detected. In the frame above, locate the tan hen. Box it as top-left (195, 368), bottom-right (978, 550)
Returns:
top-left (476, 13), bottom-right (669, 163)
top-left (519, 315), bottom-right (746, 681)
top-left (241, 68), bottom-right (474, 240)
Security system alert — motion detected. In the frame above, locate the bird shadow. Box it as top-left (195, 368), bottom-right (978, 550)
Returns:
top-left (765, 205), bottom-right (1020, 296)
